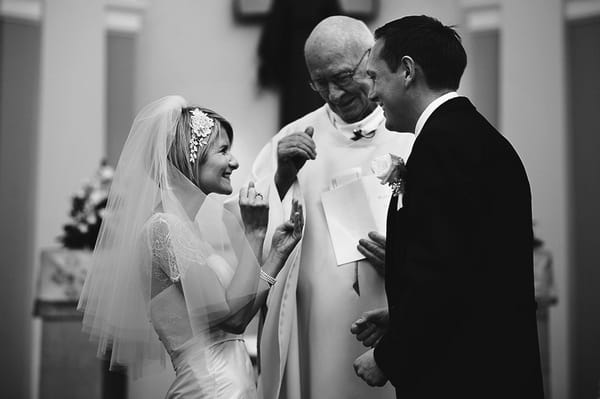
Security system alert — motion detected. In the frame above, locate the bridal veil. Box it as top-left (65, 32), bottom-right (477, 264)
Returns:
top-left (78, 96), bottom-right (261, 375)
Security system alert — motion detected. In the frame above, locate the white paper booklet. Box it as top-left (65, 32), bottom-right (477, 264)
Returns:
top-left (321, 174), bottom-right (392, 266)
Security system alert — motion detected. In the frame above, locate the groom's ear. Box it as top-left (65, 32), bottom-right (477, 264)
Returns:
top-left (399, 56), bottom-right (416, 86)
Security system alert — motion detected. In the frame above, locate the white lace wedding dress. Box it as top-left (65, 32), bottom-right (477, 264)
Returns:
top-left (144, 212), bottom-right (257, 399)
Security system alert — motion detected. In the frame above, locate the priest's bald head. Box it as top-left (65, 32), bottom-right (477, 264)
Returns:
top-left (304, 16), bottom-right (377, 123)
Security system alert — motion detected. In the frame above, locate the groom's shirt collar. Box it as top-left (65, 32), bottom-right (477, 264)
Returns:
top-left (414, 91), bottom-right (459, 137)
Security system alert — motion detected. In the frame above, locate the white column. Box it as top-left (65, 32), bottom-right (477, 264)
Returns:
top-left (500, 1), bottom-right (569, 398)
top-left (33, 0), bottom-right (105, 397)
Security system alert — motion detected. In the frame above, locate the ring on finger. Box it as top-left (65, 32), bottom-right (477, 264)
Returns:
top-left (256, 193), bottom-right (263, 200)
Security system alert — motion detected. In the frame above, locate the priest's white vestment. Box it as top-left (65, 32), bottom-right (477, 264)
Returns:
top-left (253, 104), bottom-right (414, 399)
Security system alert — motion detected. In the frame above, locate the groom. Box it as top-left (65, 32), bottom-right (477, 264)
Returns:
top-left (352, 16), bottom-right (544, 398)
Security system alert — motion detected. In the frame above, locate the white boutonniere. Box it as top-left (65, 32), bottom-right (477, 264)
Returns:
top-left (371, 153), bottom-right (407, 197)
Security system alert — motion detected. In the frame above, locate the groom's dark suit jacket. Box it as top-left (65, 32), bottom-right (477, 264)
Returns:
top-left (374, 97), bottom-right (544, 399)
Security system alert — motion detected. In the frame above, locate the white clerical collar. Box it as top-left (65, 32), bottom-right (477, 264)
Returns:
top-left (325, 104), bottom-right (385, 141)
top-left (414, 91), bottom-right (459, 137)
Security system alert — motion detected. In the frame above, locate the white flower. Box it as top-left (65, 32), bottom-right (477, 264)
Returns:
top-left (371, 153), bottom-right (406, 183)
top-left (89, 190), bottom-right (106, 206)
top-left (99, 165), bottom-right (114, 181)
top-left (371, 153), bottom-right (407, 196)
top-left (372, 153), bottom-right (394, 180)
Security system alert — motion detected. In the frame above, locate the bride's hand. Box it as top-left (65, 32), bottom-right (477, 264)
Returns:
top-left (239, 181), bottom-right (269, 236)
top-left (271, 199), bottom-right (304, 259)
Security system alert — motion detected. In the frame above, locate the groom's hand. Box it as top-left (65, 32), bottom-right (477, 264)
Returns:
top-left (351, 307), bottom-right (389, 347)
top-left (357, 231), bottom-right (386, 276)
top-left (353, 348), bottom-right (388, 386)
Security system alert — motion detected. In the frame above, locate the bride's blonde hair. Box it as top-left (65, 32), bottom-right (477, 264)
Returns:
top-left (168, 106), bottom-right (233, 185)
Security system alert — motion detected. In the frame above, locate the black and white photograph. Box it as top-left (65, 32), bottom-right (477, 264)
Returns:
top-left (1, 0), bottom-right (599, 398)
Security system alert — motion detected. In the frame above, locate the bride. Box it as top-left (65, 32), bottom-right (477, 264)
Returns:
top-left (78, 95), bottom-right (303, 398)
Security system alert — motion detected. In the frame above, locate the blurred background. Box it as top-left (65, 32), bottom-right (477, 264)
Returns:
top-left (0, 0), bottom-right (598, 398)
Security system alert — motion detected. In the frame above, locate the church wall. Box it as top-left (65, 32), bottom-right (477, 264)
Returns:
top-left (0, 17), bottom-right (40, 399)
top-left (134, 0), bottom-right (279, 193)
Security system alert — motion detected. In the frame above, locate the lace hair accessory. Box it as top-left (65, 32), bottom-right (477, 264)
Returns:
top-left (189, 108), bottom-right (215, 163)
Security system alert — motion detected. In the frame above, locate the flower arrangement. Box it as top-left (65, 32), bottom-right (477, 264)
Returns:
top-left (59, 160), bottom-right (114, 250)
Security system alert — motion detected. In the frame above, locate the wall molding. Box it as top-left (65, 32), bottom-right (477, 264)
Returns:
top-left (463, 0), bottom-right (600, 31)
top-left (0, 0), bottom-right (41, 21)
top-left (566, 0), bottom-right (600, 20)
top-left (0, 0), bottom-right (148, 33)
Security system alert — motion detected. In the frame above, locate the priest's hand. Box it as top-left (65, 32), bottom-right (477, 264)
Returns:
top-left (358, 231), bottom-right (386, 276)
top-left (353, 348), bottom-right (388, 386)
top-left (351, 307), bottom-right (389, 347)
top-left (275, 127), bottom-right (316, 198)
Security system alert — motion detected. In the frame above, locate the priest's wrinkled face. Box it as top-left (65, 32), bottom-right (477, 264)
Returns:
top-left (306, 47), bottom-right (376, 124)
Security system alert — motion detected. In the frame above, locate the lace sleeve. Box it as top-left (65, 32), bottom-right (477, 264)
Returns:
top-left (142, 210), bottom-right (262, 333)
top-left (148, 216), bottom-right (181, 282)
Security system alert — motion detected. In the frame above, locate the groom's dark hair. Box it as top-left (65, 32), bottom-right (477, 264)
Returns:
top-left (374, 15), bottom-right (467, 90)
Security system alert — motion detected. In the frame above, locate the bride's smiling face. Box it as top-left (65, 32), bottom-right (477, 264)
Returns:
top-left (196, 132), bottom-right (239, 195)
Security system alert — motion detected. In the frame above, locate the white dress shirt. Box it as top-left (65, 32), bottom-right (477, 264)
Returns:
top-left (414, 91), bottom-right (459, 137)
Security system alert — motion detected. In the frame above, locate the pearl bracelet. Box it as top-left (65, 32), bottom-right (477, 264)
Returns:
top-left (259, 269), bottom-right (277, 287)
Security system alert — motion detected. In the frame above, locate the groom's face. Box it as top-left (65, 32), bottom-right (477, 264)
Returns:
top-left (367, 39), bottom-right (410, 132)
